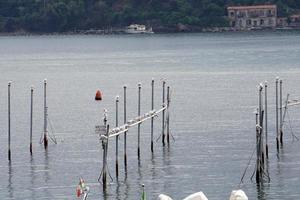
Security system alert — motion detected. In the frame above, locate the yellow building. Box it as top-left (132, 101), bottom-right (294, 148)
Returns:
top-left (227, 5), bottom-right (277, 30)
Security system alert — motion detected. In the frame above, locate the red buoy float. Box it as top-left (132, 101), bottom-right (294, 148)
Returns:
top-left (95, 90), bottom-right (102, 101)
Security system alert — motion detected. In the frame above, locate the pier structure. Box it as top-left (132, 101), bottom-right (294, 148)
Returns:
top-left (98, 79), bottom-right (172, 188)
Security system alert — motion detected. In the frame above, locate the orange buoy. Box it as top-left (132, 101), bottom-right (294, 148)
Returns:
top-left (95, 90), bottom-right (102, 101)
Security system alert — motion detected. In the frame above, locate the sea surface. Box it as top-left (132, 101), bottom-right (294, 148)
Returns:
top-left (0, 31), bottom-right (300, 200)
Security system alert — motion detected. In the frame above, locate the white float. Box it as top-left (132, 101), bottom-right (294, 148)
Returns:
top-left (158, 194), bottom-right (173, 200)
top-left (182, 192), bottom-right (208, 200)
top-left (229, 190), bottom-right (248, 200)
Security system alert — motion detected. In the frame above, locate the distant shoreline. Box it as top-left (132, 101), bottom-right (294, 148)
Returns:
top-left (1, 26), bottom-right (300, 36)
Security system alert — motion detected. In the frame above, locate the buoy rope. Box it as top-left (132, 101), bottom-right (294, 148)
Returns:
top-left (286, 109), bottom-right (299, 141)
top-left (48, 117), bottom-right (57, 144)
top-left (238, 144), bottom-right (256, 187)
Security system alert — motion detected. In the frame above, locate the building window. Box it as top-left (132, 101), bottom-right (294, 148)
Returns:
top-left (268, 9), bottom-right (273, 17)
top-left (269, 19), bottom-right (273, 25)
top-left (253, 20), bottom-right (257, 26)
top-left (230, 12), bottom-right (235, 17)
top-left (232, 21), bottom-right (236, 27)
top-left (260, 19), bottom-right (264, 25)
top-left (247, 19), bottom-right (251, 25)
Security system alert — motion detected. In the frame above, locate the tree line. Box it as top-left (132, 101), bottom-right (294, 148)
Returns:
top-left (0, 0), bottom-right (299, 33)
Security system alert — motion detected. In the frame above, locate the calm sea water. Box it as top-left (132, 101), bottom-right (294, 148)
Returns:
top-left (0, 31), bottom-right (300, 200)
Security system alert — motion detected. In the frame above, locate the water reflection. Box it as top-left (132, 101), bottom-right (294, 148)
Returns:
top-left (43, 149), bottom-right (51, 198)
top-left (30, 157), bottom-right (36, 200)
top-left (7, 163), bottom-right (13, 199)
top-left (256, 182), bottom-right (270, 200)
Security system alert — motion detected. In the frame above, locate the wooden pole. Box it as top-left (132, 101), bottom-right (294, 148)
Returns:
top-left (275, 77), bottom-right (279, 150)
top-left (162, 81), bottom-right (166, 145)
top-left (138, 83), bottom-right (141, 158)
top-left (43, 79), bottom-right (48, 149)
top-left (102, 124), bottom-right (109, 189)
top-left (8, 81), bottom-right (12, 161)
top-left (30, 86), bottom-right (34, 155)
top-left (123, 86), bottom-right (127, 168)
top-left (167, 86), bottom-right (170, 144)
top-left (151, 79), bottom-right (154, 152)
top-left (115, 96), bottom-right (119, 178)
top-left (279, 79), bottom-right (283, 144)
top-left (264, 81), bottom-right (268, 159)
top-left (258, 84), bottom-right (264, 168)
top-left (255, 108), bottom-right (260, 183)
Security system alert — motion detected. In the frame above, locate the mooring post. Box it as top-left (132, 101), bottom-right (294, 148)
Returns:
top-left (138, 83), bottom-right (141, 158)
top-left (123, 85), bottom-right (127, 168)
top-left (275, 77), bottom-right (279, 150)
top-left (102, 124), bottom-right (109, 189)
top-left (151, 79), bottom-right (154, 152)
top-left (162, 81), bottom-right (166, 146)
top-left (258, 84), bottom-right (264, 168)
top-left (255, 108), bottom-right (260, 183)
top-left (115, 96), bottom-right (119, 178)
top-left (279, 79), bottom-right (283, 144)
top-left (43, 79), bottom-right (48, 149)
top-left (167, 86), bottom-right (170, 144)
top-left (264, 81), bottom-right (268, 159)
top-left (8, 81), bottom-right (12, 161)
top-left (30, 86), bottom-right (34, 155)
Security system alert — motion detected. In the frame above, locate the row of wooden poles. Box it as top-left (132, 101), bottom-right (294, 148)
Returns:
top-left (255, 77), bottom-right (285, 183)
top-left (7, 79), bottom-right (49, 161)
top-left (99, 79), bottom-right (171, 188)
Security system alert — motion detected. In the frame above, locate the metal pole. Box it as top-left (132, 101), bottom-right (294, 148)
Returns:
top-left (275, 77), bottom-right (279, 150)
top-left (43, 79), bottom-right (48, 149)
top-left (264, 81), bottom-right (268, 159)
top-left (8, 81), bottom-right (11, 161)
top-left (123, 86), bottom-right (127, 168)
top-left (279, 79), bottom-right (283, 144)
top-left (255, 108), bottom-right (260, 183)
top-left (138, 83), bottom-right (141, 158)
top-left (30, 86), bottom-right (34, 155)
top-left (258, 84), bottom-right (264, 168)
top-left (167, 86), bottom-right (170, 144)
top-left (151, 79), bottom-right (154, 152)
top-left (115, 96), bottom-right (119, 178)
top-left (162, 81), bottom-right (166, 145)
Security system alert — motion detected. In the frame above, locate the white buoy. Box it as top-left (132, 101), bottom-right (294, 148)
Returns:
top-left (229, 190), bottom-right (248, 200)
top-left (183, 192), bottom-right (208, 200)
top-left (158, 194), bottom-right (173, 200)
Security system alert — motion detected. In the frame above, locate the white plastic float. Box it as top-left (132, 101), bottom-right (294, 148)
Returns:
top-left (229, 190), bottom-right (248, 200)
top-left (183, 192), bottom-right (208, 200)
top-left (157, 190), bottom-right (248, 200)
top-left (158, 194), bottom-right (173, 200)
top-left (158, 192), bottom-right (208, 200)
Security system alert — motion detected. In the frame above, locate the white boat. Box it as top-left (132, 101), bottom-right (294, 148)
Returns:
top-left (125, 24), bottom-right (154, 34)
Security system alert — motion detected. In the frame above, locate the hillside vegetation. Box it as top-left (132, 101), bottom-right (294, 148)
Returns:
top-left (0, 0), bottom-right (300, 33)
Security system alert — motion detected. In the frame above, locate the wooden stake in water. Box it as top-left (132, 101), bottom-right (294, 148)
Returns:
top-left (264, 81), bottom-right (268, 159)
top-left (258, 84), bottom-right (264, 167)
top-left (151, 79), bottom-right (154, 152)
top-left (279, 79), bottom-right (283, 144)
top-left (138, 83), bottom-right (141, 158)
top-left (8, 81), bottom-right (12, 161)
top-left (255, 108), bottom-right (260, 183)
top-left (275, 77), bottom-right (279, 150)
top-left (115, 96), bottom-right (119, 178)
top-left (102, 124), bottom-right (109, 189)
top-left (30, 86), bottom-right (34, 155)
top-left (43, 79), bottom-right (48, 149)
top-left (167, 86), bottom-right (170, 144)
top-left (162, 81), bottom-right (166, 145)
top-left (123, 85), bottom-right (127, 168)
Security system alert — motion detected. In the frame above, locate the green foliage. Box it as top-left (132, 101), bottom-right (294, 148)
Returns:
top-left (0, 0), bottom-right (299, 32)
